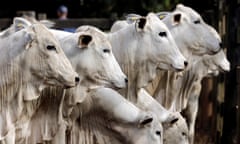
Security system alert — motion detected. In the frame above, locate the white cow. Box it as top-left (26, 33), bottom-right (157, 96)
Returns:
top-left (79, 12), bottom-right (187, 103)
top-left (110, 20), bottom-right (129, 33)
top-left (179, 50), bottom-right (230, 144)
top-left (153, 5), bottom-right (226, 142)
top-left (109, 4), bottom-right (222, 109)
top-left (64, 87), bottom-right (163, 144)
top-left (22, 26), bottom-right (129, 144)
top-left (137, 88), bottom-right (189, 144)
top-left (0, 22), bottom-right (79, 143)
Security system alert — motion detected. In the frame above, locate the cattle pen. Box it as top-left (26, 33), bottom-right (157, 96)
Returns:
top-left (0, 0), bottom-right (239, 144)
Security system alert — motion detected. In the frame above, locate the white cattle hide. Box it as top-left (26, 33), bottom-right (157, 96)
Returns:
top-left (109, 4), bottom-right (223, 111)
top-left (0, 23), bottom-right (78, 143)
top-left (110, 20), bottom-right (129, 33)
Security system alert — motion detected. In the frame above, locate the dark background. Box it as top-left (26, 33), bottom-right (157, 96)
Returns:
top-left (0, 0), bottom-right (217, 19)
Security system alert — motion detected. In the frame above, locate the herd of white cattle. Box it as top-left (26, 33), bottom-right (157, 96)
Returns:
top-left (0, 3), bottom-right (230, 144)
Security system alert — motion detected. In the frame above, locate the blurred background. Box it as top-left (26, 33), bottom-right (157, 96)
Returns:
top-left (0, 0), bottom-right (218, 18)
top-left (0, 0), bottom-right (239, 143)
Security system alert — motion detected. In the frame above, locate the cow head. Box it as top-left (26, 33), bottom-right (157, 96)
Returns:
top-left (19, 23), bottom-right (79, 100)
top-left (202, 49), bottom-right (230, 76)
top-left (134, 13), bottom-right (188, 71)
top-left (162, 112), bottom-right (189, 144)
top-left (63, 26), bottom-right (127, 89)
top-left (110, 13), bottom-right (188, 72)
top-left (113, 112), bottom-right (163, 144)
top-left (159, 4), bottom-right (221, 56)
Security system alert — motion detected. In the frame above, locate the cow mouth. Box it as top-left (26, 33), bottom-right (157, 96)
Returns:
top-left (191, 45), bottom-right (220, 56)
top-left (170, 64), bottom-right (184, 72)
top-left (95, 78), bottom-right (126, 90)
top-left (217, 65), bottom-right (230, 73)
top-left (96, 78), bottom-right (122, 89)
top-left (92, 74), bottom-right (125, 89)
top-left (209, 48), bottom-right (221, 55)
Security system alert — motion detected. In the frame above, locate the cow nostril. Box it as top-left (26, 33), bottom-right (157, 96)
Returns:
top-left (75, 77), bottom-right (80, 83)
top-left (184, 61), bottom-right (188, 67)
top-left (125, 78), bottom-right (128, 83)
top-left (219, 42), bottom-right (223, 48)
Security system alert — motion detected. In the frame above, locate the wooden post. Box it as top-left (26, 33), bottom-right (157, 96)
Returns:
top-left (236, 66), bottom-right (240, 144)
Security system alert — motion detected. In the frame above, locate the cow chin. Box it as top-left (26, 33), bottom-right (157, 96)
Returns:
top-left (157, 63), bottom-right (173, 71)
top-left (92, 74), bottom-right (126, 89)
top-left (95, 79), bottom-right (126, 90)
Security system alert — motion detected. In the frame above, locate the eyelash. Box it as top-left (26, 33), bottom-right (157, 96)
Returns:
top-left (46, 45), bottom-right (56, 51)
top-left (103, 49), bottom-right (110, 53)
top-left (194, 20), bottom-right (201, 24)
top-left (159, 32), bottom-right (167, 37)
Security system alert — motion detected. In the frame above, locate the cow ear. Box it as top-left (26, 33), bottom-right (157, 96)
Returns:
top-left (176, 3), bottom-right (185, 10)
top-left (170, 118), bottom-right (179, 124)
top-left (13, 17), bottom-right (32, 31)
top-left (78, 34), bottom-right (92, 48)
top-left (25, 30), bottom-right (35, 50)
top-left (125, 13), bottom-right (142, 24)
top-left (172, 13), bottom-right (182, 25)
top-left (139, 116), bottom-right (153, 127)
top-left (136, 17), bottom-right (147, 31)
top-left (155, 12), bottom-right (169, 20)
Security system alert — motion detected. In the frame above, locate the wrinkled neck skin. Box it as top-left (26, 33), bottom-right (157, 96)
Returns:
top-left (108, 25), bottom-right (158, 103)
top-left (61, 84), bottom-right (90, 120)
top-left (0, 56), bottom-right (45, 139)
top-left (168, 59), bottom-right (208, 111)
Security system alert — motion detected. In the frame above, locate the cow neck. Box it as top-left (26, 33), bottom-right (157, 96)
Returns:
top-left (0, 59), bottom-right (44, 139)
top-left (109, 24), bottom-right (138, 66)
top-left (0, 61), bottom-right (22, 138)
top-left (124, 57), bottom-right (158, 104)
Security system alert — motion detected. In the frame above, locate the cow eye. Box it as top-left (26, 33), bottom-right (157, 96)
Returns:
top-left (159, 32), bottom-right (167, 37)
top-left (103, 49), bottom-right (110, 53)
top-left (194, 20), bottom-right (201, 24)
top-left (156, 131), bottom-right (161, 136)
top-left (46, 45), bottom-right (56, 51)
top-left (182, 132), bottom-right (187, 136)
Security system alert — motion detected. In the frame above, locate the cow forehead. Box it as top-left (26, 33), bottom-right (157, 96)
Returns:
top-left (77, 27), bottom-right (111, 49)
top-left (176, 5), bottom-right (201, 20)
top-left (30, 24), bottom-right (61, 49)
top-left (147, 13), bottom-right (169, 31)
